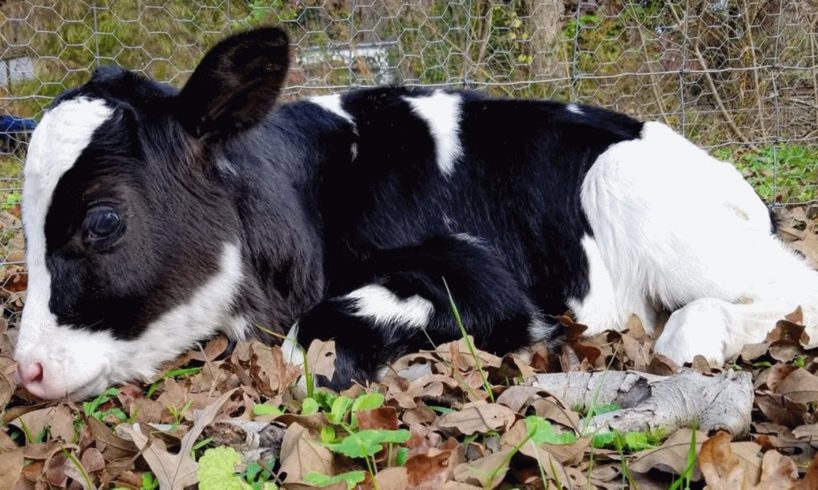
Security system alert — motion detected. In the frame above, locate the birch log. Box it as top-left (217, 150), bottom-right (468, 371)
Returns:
top-left (532, 369), bottom-right (753, 436)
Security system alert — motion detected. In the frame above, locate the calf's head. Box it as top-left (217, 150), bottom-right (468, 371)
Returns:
top-left (14, 27), bottom-right (291, 400)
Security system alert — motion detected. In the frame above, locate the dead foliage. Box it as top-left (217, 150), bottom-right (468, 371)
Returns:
top-left (0, 205), bottom-right (818, 488)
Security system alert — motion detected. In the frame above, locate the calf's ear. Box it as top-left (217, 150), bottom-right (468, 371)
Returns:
top-left (176, 27), bottom-right (290, 139)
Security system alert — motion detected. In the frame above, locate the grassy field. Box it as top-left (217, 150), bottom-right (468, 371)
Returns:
top-left (716, 144), bottom-right (818, 204)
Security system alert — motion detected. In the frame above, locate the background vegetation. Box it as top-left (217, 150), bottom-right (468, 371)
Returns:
top-left (0, 0), bottom-right (816, 253)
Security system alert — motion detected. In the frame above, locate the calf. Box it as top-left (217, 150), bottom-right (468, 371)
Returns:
top-left (13, 27), bottom-right (818, 400)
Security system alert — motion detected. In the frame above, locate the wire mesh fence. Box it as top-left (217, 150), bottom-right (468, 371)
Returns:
top-left (1, 0), bottom-right (817, 325)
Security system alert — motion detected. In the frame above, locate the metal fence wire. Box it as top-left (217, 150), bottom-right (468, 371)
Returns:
top-left (1, 0), bottom-right (817, 325)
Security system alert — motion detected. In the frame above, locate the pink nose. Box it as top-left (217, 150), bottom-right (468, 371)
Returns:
top-left (17, 361), bottom-right (44, 385)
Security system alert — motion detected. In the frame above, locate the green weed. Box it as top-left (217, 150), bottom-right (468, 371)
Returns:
top-left (303, 470), bottom-right (366, 489)
top-left (443, 278), bottom-right (495, 403)
top-left (166, 400), bottom-right (193, 431)
top-left (591, 428), bottom-right (668, 452)
top-left (140, 472), bottom-right (159, 490)
top-left (198, 446), bottom-right (278, 489)
top-left (669, 428), bottom-right (698, 490)
top-left (486, 415), bottom-right (579, 487)
top-left (715, 144), bottom-right (818, 203)
top-left (82, 387), bottom-right (127, 423)
top-left (145, 366), bottom-right (203, 398)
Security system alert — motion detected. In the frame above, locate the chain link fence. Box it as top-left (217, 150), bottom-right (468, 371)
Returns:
top-left (1, 0), bottom-right (817, 325)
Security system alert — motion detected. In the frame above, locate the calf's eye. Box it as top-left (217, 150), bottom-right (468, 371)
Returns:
top-left (83, 206), bottom-right (122, 241)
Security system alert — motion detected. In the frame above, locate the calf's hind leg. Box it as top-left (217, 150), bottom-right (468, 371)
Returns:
top-left (656, 293), bottom-right (818, 365)
top-left (584, 122), bottom-right (818, 362)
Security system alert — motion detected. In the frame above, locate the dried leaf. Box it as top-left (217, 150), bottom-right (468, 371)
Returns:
top-left (356, 407), bottom-right (399, 431)
top-left (793, 423), bottom-right (818, 440)
top-left (647, 353), bottom-right (679, 375)
top-left (774, 368), bottom-right (818, 403)
top-left (279, 422), bottom-right (334, 483)
top-left (437, 403), bottom-right (516, 435)
top-left (0, 368), bottom-right (12, 411)
top-left (376, 466), bottom-right (410, 490)
top-left (755, 392), bottom-right (807, 428)
top-left (691, 355), bottom-right (712, 374)
top-left (435, 338), bottom-right (503, 370)
top-left (529, 396), bottom-right (581, 431)
top-left (621, 331), bottom-right (651, 371)
top-left (757, 450), bottom-right (798, 488)
top-left (120, 388), bottom-right (236, 490)
top-left (496, 386), bottom-right (544, 413)
top-left (306, 339), bottom-right (338, 382)
top-left (0, 430), bottom-right (16, 452)
top-left (0, 448), bottom-right (24, 489)
top-left (45, 451), bottom-right (69, 487)
top-left (442, 482), bottom-right (482, 489)
top-left (184, 335), bottom-right (230, 362)
top-left (92, 418), bottom-right (138, 462)
top-left (766, 320), bottom-right (810, 345)
top-left (801, 453), bottom-right (818, 489)
top-left (770, 342), bottom-right (803, 363)
top-left (405, 450), bottom-right (454, 488)
top-left (741, 342), bottom-right (772, 362)
top-left (558, 344), bottom-right (582, 372)
top-left (402, 407), bottom-right (436, 425)
top-left (453, 448), bottom-right (512, 488)
top-left (21, 440), bottom-right (62, 460)
top-left (10, 404), bottom-right (75, 443)
top-left (630, 429), bottom-right (705, 478)
top-left (767, 364), bottom-right (799, 392)
top-left (784, 307), bottom-right (804, 325)
top-left (80, 447), bottom-right (105, 474)
top-left (267, 345), bottom-right (301, 394)
top-left (699, 431), bottom-right (750, 488)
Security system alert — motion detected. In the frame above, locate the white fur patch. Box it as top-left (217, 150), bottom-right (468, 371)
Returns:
top-left (568, 235), bottom-right (620, 335)
top-left (403, 90), bottom-right (463, 176)
top-left (345, 284), bottom-right (434, 329)
top-left (527, 313), bottom-right (551, 342)
top-left (17, 97), bottom-right (114, 399)
top-left (566, 103), bottom-right (583, 115)
top-left (310, 94), bottom-right (355, 125)
top-left (442, 214), bottom-right (456, 231)
top-left (223, 315), bottom-right (250, 340)
top-left (453, 232), bottom-right (484, 247)
top-left (281, 323), bottom-right (305, 367)
top-left (580, 120), bottom-right (818, 363)
top-left (22, 98), bottom-right (114, 319)
top-left (15, 241), bottom-right (244, 400)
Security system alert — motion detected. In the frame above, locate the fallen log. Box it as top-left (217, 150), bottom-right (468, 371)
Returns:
top-left (531, 369), bottom-right (753, 436)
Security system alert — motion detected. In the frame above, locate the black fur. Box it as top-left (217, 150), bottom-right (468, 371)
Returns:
top-left (40, 28), bottom-right (644, 388)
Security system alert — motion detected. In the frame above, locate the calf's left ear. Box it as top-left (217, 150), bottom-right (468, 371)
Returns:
top-left (176, 27), bottom-right (290, 139)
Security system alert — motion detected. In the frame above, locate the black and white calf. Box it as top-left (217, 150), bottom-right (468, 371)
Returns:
top-left (13, 27), bottom-right (818, 400)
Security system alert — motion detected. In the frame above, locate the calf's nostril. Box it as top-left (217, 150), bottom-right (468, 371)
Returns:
top-left (17, 362), bottom-right (44, 385)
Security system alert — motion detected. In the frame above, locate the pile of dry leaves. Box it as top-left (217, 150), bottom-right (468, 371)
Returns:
top-left (0, 205), bottom-right (817, 489)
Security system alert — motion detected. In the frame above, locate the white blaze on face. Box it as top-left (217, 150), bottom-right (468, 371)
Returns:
top-left (16, 97), bottom-right (247, 400)
top-left (17, 97), bottom-right (115, 398)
